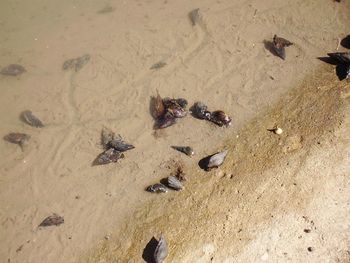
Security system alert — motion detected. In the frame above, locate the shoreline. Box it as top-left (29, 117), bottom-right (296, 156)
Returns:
top-left (84, 65), bottom-right (350, 262)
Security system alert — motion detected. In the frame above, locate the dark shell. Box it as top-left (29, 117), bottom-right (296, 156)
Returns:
top-left (63, 54), bottom-right (90, 72)
top-left (150, 61), bottom-right (167, 70)
top-left (108, 136), bottom-right (135, 152)
top-left (167, 176), bottom-right (183, 191)
top-left (20, 110), bottom-right (44, 128)
top-left (146, 183), bottom-right (168, 193)
top-left (0, 64), bottom-right (26, 76)
top-left (272, 35), bottom-right (293, 60)
top-left (189, 8), bottom-right (201, 26)
top-left (93, 148), bottom-right (124, 165)
top-left (327, 52), bottom-right (350, 64)
top-left (210, 110), bottom-right (232, 127)
top-left (192, 102), bottom-right (211, 120)
top-left (176, 98), bottom-right (188, 108)
top-left (171, 146), bottom-right (194, 156)
top-left (4, 133), bottom-right (30, 147)
top-left (39, 214), bottom-right (64, 227)
top-left (154, 235), bottom-right (168, 263)
top-left (163, 98), bottom-right (187, 118)
top-left (156, 112), bottom-right (176, 129)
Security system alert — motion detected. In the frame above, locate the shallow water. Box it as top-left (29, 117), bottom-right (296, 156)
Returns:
top-left (0, 0), bottom-right (349, 262)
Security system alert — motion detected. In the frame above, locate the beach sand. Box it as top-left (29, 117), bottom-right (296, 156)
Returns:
top-left (0, 0), bottom-right (349, 262)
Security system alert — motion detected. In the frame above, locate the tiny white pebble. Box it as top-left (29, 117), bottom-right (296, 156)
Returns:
top-left (23, 160), bottom-right (26, 163)
top-left (275, 127), bottom-right (283, 135)
top-left (34, 38), bottom-right (38, 41)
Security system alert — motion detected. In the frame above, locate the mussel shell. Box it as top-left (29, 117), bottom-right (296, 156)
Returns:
top-left (94, 148), bottom-right (124, 165)
top-left (207, 150), bottom-right (228, 169)
top-left (210, 110), bottom-right (232, 127)
top-left (4, 133), bottom-right (30, 145)
top-left (189, 8), bottom-right (201, 26)
top-left (167, 176), bottom-right (183, 191)
top-left (39, 214), bottom-right (64, 227)
top-left (0, 64), bottom-right (26, 76)
top-left (163, 98), bottom-right (187, 118)
top-left (192, 102), bottom-right (211, 120)
top-left (154, 235), bottom-right (168, 263)
top-left (171, 146), bottom-right (194, 156)
top-left (108, 138), bottom-right (135, 152)
top-left (156, 112), bottom-right (176, 129)
top-left (176, 98), bottom-right (188, 108)
top-left (146, 183), bottom-right (168, 193)
top-left (21, 110), bottom-right (44, 128)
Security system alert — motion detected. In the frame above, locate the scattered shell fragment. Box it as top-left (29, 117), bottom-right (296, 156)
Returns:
top-left (272, 35), bottom-right (293, 60)
top-left (93, 148), bottom-right (124, 165)
top-left (210, 110), bottom-right (232, 127)
top-left (150, 61), bottom-right (167, 70)
top-left (207, 150), bottom-right (228, 170)
top-left (189, 8), bottom-right (201, 26)
top-left (0, 64), bottom-right (26, 76)
top-left (192, 102), bottom-right (211, 120)
top-left (63, 54), bottom-right (90, 72)
top-left (154, 234), bottom-right (168, 263)
top-left (20, 110), bottom-right (44, 128)
top-left (146, 183), bottom-right (168, 193)
top-left (39, 214), bottom-right (64, 227)
top-left (3, 133), bottom-right (30, 149)
top-left (171, 146), bottom-right (194, 156)
top-left (167, 176), bottom-right (183, 191)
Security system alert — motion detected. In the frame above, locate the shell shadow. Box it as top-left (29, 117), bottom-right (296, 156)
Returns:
top-left (149, 96), bottom-right (158, 121)
top-left (142, 236), bottom-right (158, 263)
top-left (336, 64), bottom-right (349, 80)
top-left (317, 56), bottom-right (339, 65)
top-left (341, 35), bottom-right (350, 49)
top-left (198, 154), bottom-right (215, 171)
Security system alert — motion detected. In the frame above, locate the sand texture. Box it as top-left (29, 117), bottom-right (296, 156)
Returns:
top-left (0, 0), bottom-right (349, 262)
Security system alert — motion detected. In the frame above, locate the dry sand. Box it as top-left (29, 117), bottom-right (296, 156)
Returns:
top-left (0, 0), bottom-right (349, 262)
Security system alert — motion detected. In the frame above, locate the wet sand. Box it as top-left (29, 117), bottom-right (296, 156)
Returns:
top-left (0, 0), bottom-right (349, 262)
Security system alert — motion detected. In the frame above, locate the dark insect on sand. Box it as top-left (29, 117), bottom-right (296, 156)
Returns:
top-left (3, 133), bottom-right (30, 149)
top-left (20, 110), bottom-right (44, 128)
top-left (39, 214), bottom-right (64, 227)
top-left (0, 64), bottom-right (26, 76)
